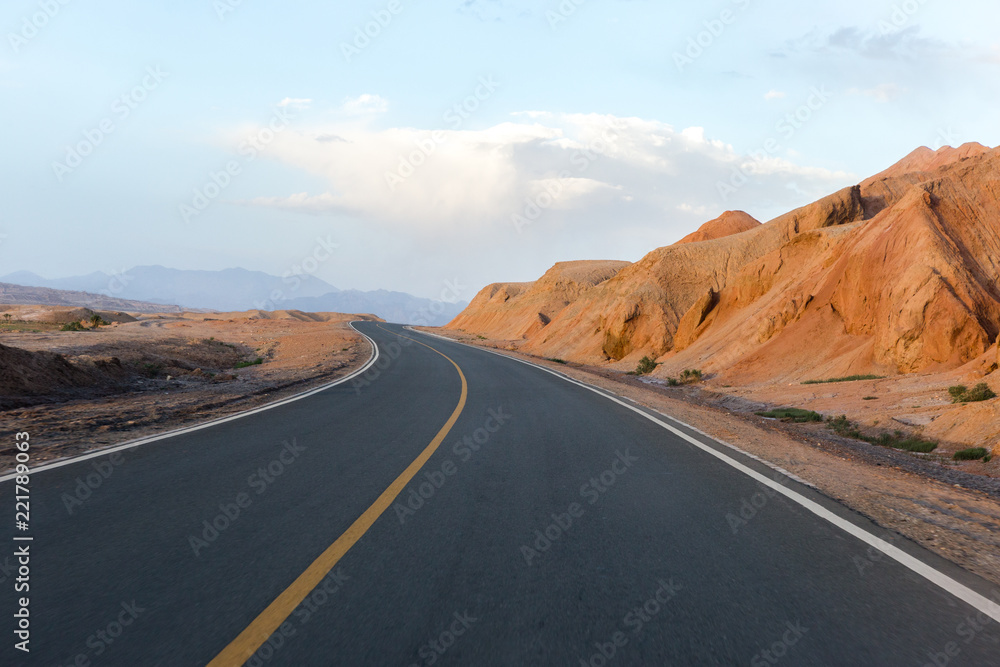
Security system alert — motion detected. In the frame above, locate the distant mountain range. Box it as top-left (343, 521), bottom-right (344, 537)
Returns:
top-left (0, 266), bottom-right (466, 325)
top-left (0, 282), bottom-right (185, 314)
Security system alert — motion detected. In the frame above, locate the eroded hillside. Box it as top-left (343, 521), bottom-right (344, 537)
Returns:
top-left (448, 143), bottom-right (1000, 384)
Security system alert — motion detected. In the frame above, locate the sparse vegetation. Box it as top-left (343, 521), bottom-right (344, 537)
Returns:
top-left (802, 375), bottom-right (884, 385)
top-left (141, 362), bottom-right (164, 377)
top-left (948, 383), bottom-right (996, 403)
top-left (60, 321), bottom-right (87, 332)
top-left (862, 396), bottom-right (879, 400)
top-left (653, 367), bottom-right (702, 384)
top-left (476, 335), bottom-right (487, 340)
top-left (235, 357), bottom-right (264, 369)
top-left (827, 414), bottom-right (937, 453)
top-left (546, 358), bottom-right (568, 365)
top-left (756, 408), bottom-right (824, 423)
top-left (634, 356), bottom-right (658, 375)
top-left (679, 369), bottom-right (703, 383)
top-left (827, 415), bottom-right (860, 437)
top-left (1, 320), bottom-right (60, 333)
top-left (953, 447), bottom-right (989, 461)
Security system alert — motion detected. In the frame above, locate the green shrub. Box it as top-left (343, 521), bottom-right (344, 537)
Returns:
top-left (635, 356), bottom-right (658, 375)
top-left (953, 447), bottom-right (989, 461)
top-left (802, 375), bottom-right (884, 385)
top-left (862, 396), bottom-right (879, 401)
top-left (948, 385), bottom-right (967, 400)
top-left (827, 415), bottom-right (861, 438)
top-left (756, 408), bottom-right (824, 423)
top-left (680, 369), bottom-right (703, 383)
top-left (141, 362), bottom-right (163, 377)
top-left (965, 383), bottom-right (996, 402)
top-left (546, 358), bottom-right (567, 365)
top-left (60, 321), bottom-right (86, 331)
top-left (656, 368), bottom-right (702, 384)
top-left (950, 383), bottom-right (997, 403)
top-left (893, 438), bottom-right (938, 453)
top-left (235, 357), bottom-right (264, 369)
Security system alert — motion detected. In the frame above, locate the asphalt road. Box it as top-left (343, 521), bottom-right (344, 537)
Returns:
top-left (1, 321), bottom-right (999, 666)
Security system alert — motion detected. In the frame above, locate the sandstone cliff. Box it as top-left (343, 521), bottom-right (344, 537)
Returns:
top-left (447, 145), bottom-right (1000, 383)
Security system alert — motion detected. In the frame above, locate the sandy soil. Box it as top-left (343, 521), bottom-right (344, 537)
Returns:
top-left (0, 309), bottom-right (376, 466)
top-left (428, 327), bottom-right (1000, 588)
top-left (698, 368), bottom-right (1000, 464)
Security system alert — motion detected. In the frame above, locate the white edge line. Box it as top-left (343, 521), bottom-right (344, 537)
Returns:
top-left (407, 327), bottom-right (1000, 624)
top-left (0, 322), bottom-right (380, 484)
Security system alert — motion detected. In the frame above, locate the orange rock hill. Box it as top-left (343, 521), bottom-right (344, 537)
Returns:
top-left (447, 144), bottom-right (1000, 383)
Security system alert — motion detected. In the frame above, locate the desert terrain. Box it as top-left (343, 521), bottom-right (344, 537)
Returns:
top-left (445, 143), bottom-right (1000, 472)
top-left (0, 304), bottom-right (378, 464)
top-left (434, 143), bottom-right (1000, 586)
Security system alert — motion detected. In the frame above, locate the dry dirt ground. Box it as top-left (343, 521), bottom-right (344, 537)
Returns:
top-left (0, 307), bottom-right (376, 466)
top-left (428, 327), bottom-right (1000, 589)
top-left (698, 367), bottom-right (1000, 466)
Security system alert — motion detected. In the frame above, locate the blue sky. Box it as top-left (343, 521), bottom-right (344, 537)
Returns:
top-left (2, 0), bottom-right (998, 301)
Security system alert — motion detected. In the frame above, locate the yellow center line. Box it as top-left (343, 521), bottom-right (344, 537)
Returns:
top-left (208, 324), bottom-right (468, 666)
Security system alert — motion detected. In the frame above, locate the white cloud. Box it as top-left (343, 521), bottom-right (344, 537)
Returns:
top-left (847, 83), bottom-right (905, 103)
top-left (764, 90), bottom-right (786, 100)
top-left (677, 203), bottom-right (710, 216)
top-left (777, 26), bottom-right (951, 61)
top-left (978, 44), bottom-right (1000, 64)
top-left (278, 97), bottom-right (312, 109)
top-left (234, 111), bottom-right (855, 240)
top-left (339, 94), bottom-right (388, 115)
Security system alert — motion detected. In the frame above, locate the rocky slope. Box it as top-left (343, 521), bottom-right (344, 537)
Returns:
top-left (447, 260), bottom-right (631, 343)
top-left (675, 210), bottom-right (761, 245)
top-left (0, 341), bottom-right (143, 409)
top-left (447, 144), bottom-right (1000, 383)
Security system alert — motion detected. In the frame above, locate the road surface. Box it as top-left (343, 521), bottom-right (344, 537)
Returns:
top-left (1, 321), bottom-right (998, 665)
